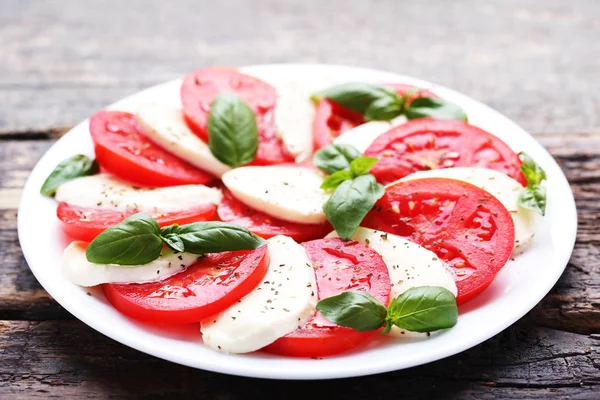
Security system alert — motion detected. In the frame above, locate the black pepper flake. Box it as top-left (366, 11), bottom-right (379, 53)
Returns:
top-left (178, 255), bottom-right (183, 260)
top-left (86, 292), bottom-right (92, 296)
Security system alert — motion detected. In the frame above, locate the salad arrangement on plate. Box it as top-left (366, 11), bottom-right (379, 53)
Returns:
top-left (39, 67), bottom-right (547, 358)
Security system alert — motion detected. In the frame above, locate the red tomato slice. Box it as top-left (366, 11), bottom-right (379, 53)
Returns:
top-left (181, 68), bottom-right (292, 165)
top-left (181, 67), bottom-right (277, 140)
top-left (313, 99), bottom-right (365, 150)
top-left (90, 111), bottom-right (215, 187)
top-left (57, 202), bottom-right (217, 242)
top-left (363, 178), bottom-right (515, 304)
top-left (265, 238), bottom-right (391, 358)
top-left (365, 119), bottom-right (526, 186)
top-left (217, 190), bottom-right (331, 242)
top-left (312, 83), bottom-right (436, 150)
top-left (103, 246), bottom-right (269, 324)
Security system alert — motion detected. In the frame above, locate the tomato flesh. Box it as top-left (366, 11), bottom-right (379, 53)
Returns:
top-left (363, 178), bottom-right (515, 304)
top-left (312, 84), bottom-right (436, 150)
top-left (365, 118), bottom-right (526, 186)
top-left (313, 99), bottom-right (365, 150)
top-left (217, 189), bottom-right (332, 242)
top-left (90, 111), bottom-right (214, 187)
top-left (104, 246), bottom-right (269, 324)
top-left (181, 68), bottom-right (292, 165)
top-left (57, 202), bottom-right (217, 242)
top-left (265, 238), bottom-right (391, 357)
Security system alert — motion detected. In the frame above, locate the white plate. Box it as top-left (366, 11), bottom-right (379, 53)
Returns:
top-left (18, 64), bottom-right (577, 380)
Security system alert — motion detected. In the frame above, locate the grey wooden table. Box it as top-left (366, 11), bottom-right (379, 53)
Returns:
top-left (1, 0), bottom-right (599, 398)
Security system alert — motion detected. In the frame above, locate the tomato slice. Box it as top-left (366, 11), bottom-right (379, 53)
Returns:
top-left (312, 84), bottom-right (436, 150)
top-left (217, 189), bottom-right (332, 242)
top-left (181, 68), bottom-right (292, 165)
top-left (103, 246), bottom-right (269, 324)
top-left (313, 99), bottom-right (365, 150)
top-left (57, 202), bottom-right (217, 242)
top-left (265, 238), bottom-right (391, 357)
top-left (384, 83), bottom-right (437, 107)
top-left (365, 118), bottom-right (526, 186)
top-left (90, 111), bottom-right (214, 187)
top-left (181, 67), bottom-right (277, 140)
top-left (363, 178), bottom-right (515, 304)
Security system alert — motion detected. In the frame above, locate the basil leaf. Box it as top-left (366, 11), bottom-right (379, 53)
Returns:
top-left (324, 174), bottom-right (384, 240)
top-left (386, 286), bottom-right (458, 333)
top-left (161, 233), bottom-right (185, 253)
top-left (518, 185), bottom-right (546, 216)
top-left (520, 152), bottom-right (546, 187)
top-left (313, 144), bottom-right (362, 174)
top-left (350, 156), bottom-right (378, 177)
top-left (86, 213), bottom-right (163, 266)
top-left (405, 97), bottom-right (468, 122)
top-left (40, 154), bottom-right (99, 197)
top-left (321, 170), bottom-right (354, 191)
top-left (364, 96), bottom-right (403, 121)
top-left (313, 83), bottom-right (400, 115)
top-left (316, 291), bottom-right (387, 332)
top-left (208, 93), bottom-right (258, 168)
top-left (173, 222), bottom-right (266, 254)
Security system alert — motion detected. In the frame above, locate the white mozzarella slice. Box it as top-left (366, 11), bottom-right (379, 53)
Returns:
top-left (63, 241), bottom-right (198, 286)
top-left (136, 103), bottom-right (230, 177)
top-left (247, 73), bottom-right (342, 163)
top-left (272, 88), bottom-right (315, 163)
top-left (221, 166), bottom-right (329, 224)
top-left (55, 174), bottom-right (222, 213)
top-left (327, 228), bottom-right (457, 338)
top-left (201, 235), bottom-right (317, 353)
top-left (333, 116), bottom-right (406, 153)
top-left (399, 167), bottom-right (536, 251)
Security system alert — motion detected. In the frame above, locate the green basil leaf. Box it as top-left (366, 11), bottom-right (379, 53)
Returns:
top-left (323, 174), bottom-right (384, 240)
top-left (386, 286), bottom-right (458, 333)
top-left (208, 93), bottom-right (258, 168)
top-left (172, 222), bottom-right (266, 254)
top-left (313, 83), bottom-right (400, 115)
top-left (313, 144), bottom-right (362, 174)
top-left (405, 97), bottom-right (468, 122)
top-left (161, 233), bottom-right (185, 253)
top-left (519, 152), bottom-right (546, 187)
top-left (40, 154), bottom-right (99, 197)
top-left (364, 96), bottom-right (403, 121)
top-left (321, 170), bottom-right (354, 191)
top-left (86, 213), bottom-right (163, 266)
top-left (518, 185), bottom-right (547, 216)
top-left (350, 156), bottom-right (378, 177)
top-left (316, 291), bottom-right (387, 332)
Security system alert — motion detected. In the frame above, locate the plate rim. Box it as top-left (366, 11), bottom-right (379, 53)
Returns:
top-left (17, 62), bottom-right (577, 380)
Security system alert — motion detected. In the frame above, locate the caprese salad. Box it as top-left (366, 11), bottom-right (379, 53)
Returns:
top-left (40, 67), bottom-right (547, 358)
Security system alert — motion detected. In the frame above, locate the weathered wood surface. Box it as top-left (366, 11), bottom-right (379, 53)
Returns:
top-left (1, 0), bottom-right (599, 398)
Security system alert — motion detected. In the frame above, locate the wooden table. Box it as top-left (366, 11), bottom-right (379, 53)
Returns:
top-left (1, 0), bottom-right (599, 397)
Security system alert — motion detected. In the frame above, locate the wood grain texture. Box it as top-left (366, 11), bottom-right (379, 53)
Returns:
top-left (1, 0), bottom-right (599, 134)
top-left (1, 0), bottom-right (600, 397)
top-left (0, 320), bottom-right (598, 398)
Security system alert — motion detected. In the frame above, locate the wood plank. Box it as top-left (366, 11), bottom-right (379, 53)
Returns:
top-left (0, 320), bottom-right (597, 398)
top-left (1, 0), bottom-right (599, 133)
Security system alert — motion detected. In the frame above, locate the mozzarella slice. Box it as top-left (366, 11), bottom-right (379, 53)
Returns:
top-left (55, 174), bottom-right (222, 213)
top-left (399, 167), bottom-right (536, 251)
top-left (272, 87), bottom-right (315, 163)
top-left (248, 73), bottom-right (340, 163)
top-left (63, 241), bottom-right (198, 286)
top-left (221, 166), bottom-right (329, 224)
top-left (136, 104), bottom-right (230, 177)
top-left (201, 235), bottom-right (317, 353)
top-left (333, 116), bottom-right (406, 153)
top-left (327, 228), bottom-right (457, 337)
